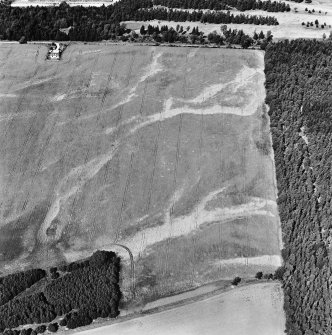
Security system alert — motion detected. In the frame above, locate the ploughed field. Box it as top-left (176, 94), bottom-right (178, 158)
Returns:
top-left (0, 44), bottom-right (281, 304)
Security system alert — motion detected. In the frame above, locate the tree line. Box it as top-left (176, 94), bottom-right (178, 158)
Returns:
top-left (153, 0), bottom-right (291, 12)
top-left (134, 24), bottom-right (271, 49)
top-left (134, 8), bottom-right (279, 25)
top-left (0, 251), bottom-right (121, 333)
top-left (0, 0), bottom-right (150, 40)
top-left (0, 0), bottom-right (278, 41)
top-left (265, 39), bottom-right (332, 334)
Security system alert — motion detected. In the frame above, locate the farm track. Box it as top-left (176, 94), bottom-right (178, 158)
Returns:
top-left (165, 50), bottom-right (187, 276)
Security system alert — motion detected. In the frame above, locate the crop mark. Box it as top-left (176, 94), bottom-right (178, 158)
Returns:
top-left (2, 62), bottom-right (61, 207)
top-left (27, 62), bottom-right (62, 171)
top-left (144, 110), bottom-right (161, 215)
top-left (216, 72), bottom-right (226, 268)
top-left (115, 64), bottom-right (150, 244)
top-left (20, 68), bottom-right (62, 254)
top-left (102, 53), bottom-right (135, 187)
top-left (47, 50), bottom-right (85, 173)
top-left (163, 51), bottom-right (189, 276)
top-left (241, 134), bottom-right (250, 265)
top-left (117, 64), bottom-right (262, 142)
top-left (115, 53), bottom-right (151, 240)
top-left (99, 52), bottom-right (117, 114)
top-left (34, 46), bottom-right (40, 63)
top-left (116, 151), bottom-right (134, 242)
top-left (24, 99), bottom-right (53, 180)
top-left (122, 192), bottom-right (273, 260)
top-left (0, 49), bottom-right (19, 125)
top-left (143, 55), bottom-right (172, 221)
top-left (115, 52), bottom-right (134, 128)
top-left (3, 55), bottom-right (63, 143)
top-left (139, 56), bottom-right (172, 260)
top-left (191, 54), bottom-right (206, 282)
top-left (36, 54), bottom-right (105, 245)
top-left (37, 52), bottom-right (133, 245)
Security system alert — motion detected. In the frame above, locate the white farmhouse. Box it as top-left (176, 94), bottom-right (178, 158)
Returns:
top-left (48, 43), bottom-right (65, 60)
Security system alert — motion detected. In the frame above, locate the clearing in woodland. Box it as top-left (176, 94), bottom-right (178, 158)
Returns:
top-left (0, 44), bottom-right (281, 308)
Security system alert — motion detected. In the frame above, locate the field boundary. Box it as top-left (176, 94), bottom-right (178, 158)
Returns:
top-left (0, 40), bottom-right (263, 50)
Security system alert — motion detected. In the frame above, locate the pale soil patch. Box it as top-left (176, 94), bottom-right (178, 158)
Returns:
top-left (50, 94), bottom-right (67, 102)
top-left (0, 93), bottom-right (17, 98)
top-left (111, 51), bottom-right (163, 111)
top-left (97, 192), bottom-right (276, 258)
top-left (81, 49), bottom-right (102, 54)
top-left (299, 126), bottom-right (309, 145)
top-left (38, 143), bottom-right (120, 243)
top-left (76, 283), bottom-right (285, 335)
top-left (82, 48), bottom-right (162, 123)
top-left (105, 60), bottom-right (264, 135)
top-left (136, 52), bottom-right (163, 88)
top-left (12, 77), bottom-right (56, 92)
top-left (179, 66), bottom-right (257, 104)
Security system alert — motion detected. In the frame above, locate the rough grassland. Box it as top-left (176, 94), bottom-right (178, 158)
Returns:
top-left (0, 44), bottom-right (280, 304)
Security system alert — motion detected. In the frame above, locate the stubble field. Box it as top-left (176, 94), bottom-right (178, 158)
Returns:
top-left (77, 282), bottom-right (285, 335)
top-left (0, 44), bottom-right (281, 305)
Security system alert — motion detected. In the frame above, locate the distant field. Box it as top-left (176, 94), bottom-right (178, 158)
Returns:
top-left (0, 44), bottom-right (280, 305)
top-left (76, 282), bottom-right (285, 335)
top-left (9, 0), bottom-right (332, 40)
top-left (123, 0), bottom-right (332, 40)
top-left (125, 0), bottom-right (332, 39)
top-left (10, 0), bottom-right (119, 6)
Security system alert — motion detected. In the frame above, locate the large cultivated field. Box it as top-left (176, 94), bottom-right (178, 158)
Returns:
top-left (0, 44), bottom-right (281, 305)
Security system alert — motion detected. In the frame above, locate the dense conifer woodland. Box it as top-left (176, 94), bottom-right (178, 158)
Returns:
top-left (265, 39), bottom-right (332, 334)
top-left (153, 0), bottom-right (290, 12)
top-left (0, 0), bottom-right (281, 41)
top-left (0, 251), bottom-right (121, 334)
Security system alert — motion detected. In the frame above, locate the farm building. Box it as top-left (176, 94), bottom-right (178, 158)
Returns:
top-left (47, 42), bottom-right (65, 60)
